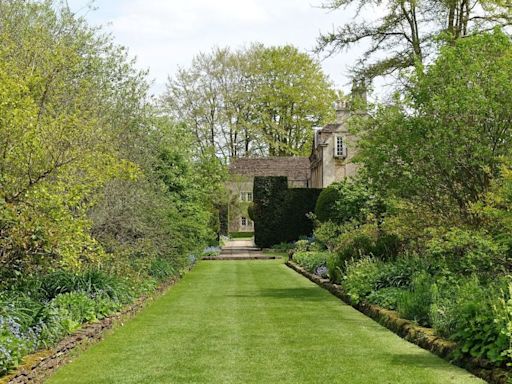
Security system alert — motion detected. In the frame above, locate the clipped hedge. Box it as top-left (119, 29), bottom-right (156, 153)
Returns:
top-left (252, 176), bottom-right (321, 248)
top-left (281, 188), bottom-right (321, 243)
top-left (253, 176), bottom-right (288, 248)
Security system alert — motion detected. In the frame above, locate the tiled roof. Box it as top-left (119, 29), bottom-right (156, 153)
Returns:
top-left (229, 157), bottom-right (310, 181)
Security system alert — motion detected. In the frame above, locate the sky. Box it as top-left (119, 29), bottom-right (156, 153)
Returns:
top-left (67, 0), bottom-right (370, 97)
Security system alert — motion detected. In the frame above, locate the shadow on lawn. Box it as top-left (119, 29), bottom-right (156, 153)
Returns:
top-left (226, 287), bottom-right (328, 301)
top-left (389, 353), bottom-right (465, 372)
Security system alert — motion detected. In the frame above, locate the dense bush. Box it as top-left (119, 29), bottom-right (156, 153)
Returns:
top-left (293, 251), bottom-right (330, 277)
top-left (343, 257), bottom-right (382, 303)
top-left (252, 177), bottom-right (320, 247)
top-left (397, 273), bottom-right (435, 327)
top-left (314, 179), bottom-right (374, 224)
top-left (366, 287), bottom-right (404, 310)
top-left (430, 276), bottom-right (511, 363)
top-left (426, 227), bottom-right (508, 276)
top-left (252, 176), bottom-right (288, 248)
top-left (280, 188), bottom-right (322, 243)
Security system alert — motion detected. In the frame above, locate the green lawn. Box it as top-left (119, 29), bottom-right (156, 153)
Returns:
top-left (47, 260), bottom-right (484, 384)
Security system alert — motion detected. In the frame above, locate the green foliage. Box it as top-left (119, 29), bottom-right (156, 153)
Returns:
top-left (252, 177), bottom-right (288, 248)
top-left (343, 257), bottom-right (382, 303)
top-left (358, 30), bottom-right (512, 222)
top-left (51, 292), bottom-right (98, 331)
top-left (280, 188), bottom-right (322, 243)
top-left (294, 240), bottom-right (312, 252)
top-left (314, 179), bottom-right (373, 224)
top-left (429, 276), bottom-right (510, 363)
top-left (252, 177), bottom-right (320, 247)
top-left (292, 252), bottom-right (330, 276)
top-left (0, 2), bottom-right (222, 375)
top-left (367, 287), bottom-right (404, 310)
top-left (397, 273), bottom-right (435, 327)
top-left (163, 45), bottom-right (335, 158)
top-left (426, 227), bottom-right (508, 275)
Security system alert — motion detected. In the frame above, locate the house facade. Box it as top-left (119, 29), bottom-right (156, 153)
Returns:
top-left (227, 157), bottom-right (310, 233)
top-left (309, 99), bottom-right (360, 188)
top-left (227, 83), bottom-right (365, 234)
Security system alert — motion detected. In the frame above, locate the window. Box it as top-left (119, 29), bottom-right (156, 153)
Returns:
top-left (240, 192), bottom-right (253, 202)
top-left (335, 136), bottom-right (347, 158)
top-left (241, 216), bottom-right (247, 226)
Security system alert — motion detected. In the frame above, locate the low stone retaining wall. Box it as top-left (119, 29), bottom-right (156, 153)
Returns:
top-left (203, 255), bottom-right (280, 260)
top-left (286, 260), bottom-right (511, 384)
top-left (0, 277), bottom-right (179, 384)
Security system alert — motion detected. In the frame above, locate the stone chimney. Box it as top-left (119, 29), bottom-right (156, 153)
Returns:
top-left (351, 78), bottom-right (368, 113)
top-left (334, 99), bottom-right (350, 124)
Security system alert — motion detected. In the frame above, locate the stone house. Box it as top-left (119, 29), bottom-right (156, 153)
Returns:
top-left (227, 157), bottom-right (310, 233)
top-left (227, 84), bottom-right (364, 234)
top-left (309, 99), bottom-right (360, 188)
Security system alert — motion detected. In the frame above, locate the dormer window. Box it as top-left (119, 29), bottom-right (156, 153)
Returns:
top-left (334, 135), bottom-right (347, 159)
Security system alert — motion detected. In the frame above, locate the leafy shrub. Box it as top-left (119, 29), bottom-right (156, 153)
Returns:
top-left (271, 242), bottom-right (295, 252)
top-left (373, 255), bottom-right (433, 290)
top-left (430, 275), bottom-right (510, 363)
top-left (314, 179), bottom-right (372, 224)
top-left (314, 185), bottom-right (339, 223)
top-left (293, 251), bottom-right (330, 275)
top-left (426, 227), bottom-right (507, 275)
top-left (367, 287), bottom-right (405, 310)
top-left (148, 258), bottom-right (176, 280)
top-left (252, 176), bottom-right (288, 248)
top-left (26, 269), bottom-right (131, 304)
top-left (51, 292), bottom-right (98, 332)
top-left (397, 273), bottom-right (434, 327)
top-left (314, 221), bottom-right (345, 252)
top-left (343, 257), bottom-right (382, 303)
top-left (326, 252), bottom-right (343, 283)
top-left (202, 246), bottom-right (221, 257)
top-left (294, 239), bottom-right (311, 252)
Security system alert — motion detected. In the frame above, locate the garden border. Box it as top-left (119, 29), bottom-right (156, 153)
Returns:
top-left (285, 260), bottom-right (511, 384)
top-left (0, 276), bottom-right (181, 384)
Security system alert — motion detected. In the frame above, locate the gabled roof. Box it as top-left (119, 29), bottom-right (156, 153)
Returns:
top-left (320, 123), bottom-right (342, 133)
top-left (229, 157), bottom-right (310, 181)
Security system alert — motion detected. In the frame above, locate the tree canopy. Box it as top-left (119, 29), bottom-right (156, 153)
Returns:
top-left (317, 0), bottom-right (512, 79)
top-left (0, 0), bottom-right (224, 273)
top-left (162, 44), bottom-right (336, 160)
top-left (356, 29), bottom-right (512, 224)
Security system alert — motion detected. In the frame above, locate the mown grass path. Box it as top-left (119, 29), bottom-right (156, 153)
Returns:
top-left (47, 260), bottom-right (484, 384)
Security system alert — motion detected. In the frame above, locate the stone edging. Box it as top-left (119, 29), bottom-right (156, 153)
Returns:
top-left (285, 260), bottom-right (511, 384)
top-left (202, 256), bottom-right (280, 260)
top-left (0, 277), bottom-right (179, 384)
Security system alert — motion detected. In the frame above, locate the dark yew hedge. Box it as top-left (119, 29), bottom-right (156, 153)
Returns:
top-left (252, 176), bottom-right (321, 248)
top-left (253, 176), bottom-right (288, 248)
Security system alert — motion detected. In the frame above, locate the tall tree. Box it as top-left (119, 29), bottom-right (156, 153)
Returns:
top-left (356, 30), bottom-right (512, 223)
top-left (316, 0), bottom-right (512, 79)
top-left (162, 45), bottom-right (336, 160)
